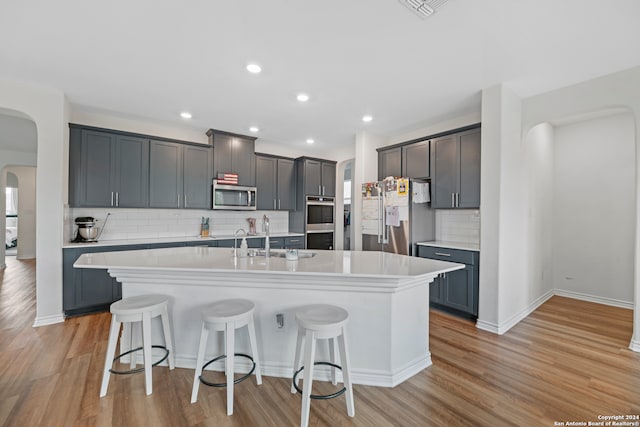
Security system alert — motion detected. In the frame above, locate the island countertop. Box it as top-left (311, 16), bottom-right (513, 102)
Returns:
top-left (74, 246), bottom-right (463, 281)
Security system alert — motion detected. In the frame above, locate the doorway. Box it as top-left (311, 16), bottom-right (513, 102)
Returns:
top-left (5, 173), bottom-right (18, 256)
top-left (343, 161), bottom-right (353, 250)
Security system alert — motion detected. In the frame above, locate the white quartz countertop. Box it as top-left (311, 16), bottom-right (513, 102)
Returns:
top-left (74, 247), bottom-right (464, 279)
top-left (62, 232), bottom-right (304, 249)
top-left (416, 240), bottom-right (480, 252)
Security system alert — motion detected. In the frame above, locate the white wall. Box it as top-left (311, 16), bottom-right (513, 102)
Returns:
top-left (552, 113), bottom-right (635, 305)
top-left (524, 123), bottom-right (554, 303)
top-left (4, 166), bottom-right (37, 259)
top-left (0, 78), bottom-right (69, 326)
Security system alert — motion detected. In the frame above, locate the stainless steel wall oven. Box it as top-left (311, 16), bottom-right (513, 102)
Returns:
top-left (305, 196), bottom-right (335, 249)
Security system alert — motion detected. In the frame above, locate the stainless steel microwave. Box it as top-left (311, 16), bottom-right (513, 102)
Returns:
top-left (212, 180), bottom-right (257, 210)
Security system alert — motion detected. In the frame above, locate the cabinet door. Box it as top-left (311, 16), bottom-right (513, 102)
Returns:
top-left (429, 275), bottom-right (443, 304)
top-left (277, 158), bottom-right (296, 210)
top-left (256, 155), bottom-right (277, 210)
top-left (321, 162), bottom-right (336, 197)
top-left (80, 130), bottom-right (116, 207)
top-left (443, 266), bottom-right (476, 314)
top-left (183, 145), bottom-right (211, 209)
top-left (149, 140), bottom-right (182, 208)
top-left (458, 130), bottom-right (481, 208)
top-left (432, 134), bottom-right (459, 208)
top-left (378, 147), bottom-right (402, 180)
top-left (233, 137), bottom-right (256, 186)
top-left (402, 140), bottom-right (430, 179)
top-left (284, 236), bottom-right (304, 249)
top-left (114, 135), bottom-right (149, 208)
top-left (213, 134), bottom-right (234, 180)
top-left (304, 159), bottom-right (322, 196)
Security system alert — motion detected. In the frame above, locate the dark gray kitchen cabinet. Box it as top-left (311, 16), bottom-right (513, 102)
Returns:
top-left (378, 147), bottom-right (402, 180)
top-left (69, 126), bottom-right (149, 208)
top-left (418, 245), bottom-right (479, 317)
top-left (63, 244), bottom-right (136, 316)
top-left (297, 157), bottom-right (337, 197)
top-left (256, 154), bottom-right (296, 210)
top-left (149, 140), bottom-right (211, 209)
top-left (402, 140), bottom-right (430, 179)
top-left (432, 128), bottom-right (481, 209)
top-left (207, 129), bottom-right (256, 187)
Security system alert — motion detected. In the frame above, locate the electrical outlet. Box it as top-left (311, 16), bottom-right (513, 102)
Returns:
top-left (276, 313), bottom-right (285, 331)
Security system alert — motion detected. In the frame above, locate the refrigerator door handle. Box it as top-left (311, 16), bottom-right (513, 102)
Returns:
top-left (378, 193), bottom-right (383, 244)
top-left (381, 190), bottom-right (389, 244)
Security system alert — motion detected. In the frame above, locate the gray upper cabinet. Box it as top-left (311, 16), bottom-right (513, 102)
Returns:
top-left (378, 147), bottom-right (402, 180)
top-left (432, 128), bottom-right (481, 209)
top-left (207, 129), bottom-right (256, 187)
top-left (149, 140), bottom-right (211, 209)
top-left (402, 140), bottom-right (430, 179)
top-left (298, 157), bottom-right (336, 197)
top-left (256, 154), bottom-right (296, 210)
top-left (69, 125), bottom-right (149, 208)
top-left (183, 145), bottom-right (212, 209)
top-left (149, 140), bottom-right (182, 208)
top-left (378, 140), bottom-right (429, 180)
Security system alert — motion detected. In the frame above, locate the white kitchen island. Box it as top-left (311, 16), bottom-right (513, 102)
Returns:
top-left (74, 247), bottom-right (463, 387)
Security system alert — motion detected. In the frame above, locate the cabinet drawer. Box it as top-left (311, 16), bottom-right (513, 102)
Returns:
top-left (418, 246), bottom-right (477, 265)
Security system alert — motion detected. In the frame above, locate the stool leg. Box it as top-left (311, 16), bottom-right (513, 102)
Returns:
top-left (301, 330), bottom-right (316, 427)
top-left (329, 337), bottom-right (338, 385)
top-left (225, 321), bottom-right (235, 415)
top-left (338, 329), bottom-right (355, 417)
top-left (190, 323), bottom-right (209, 403)
top-left (100, 317), bottom-right (121, 397)
top-left (142, 311), bottom-right (153, 395)
top-left (160, 304), bottom-right (176, 370)
top-left (291, 327), bottom-right (304, 394)
top-left (126, 322), bottom-right (136, 369)
top-left (246, 315), bottom-right (262, 385)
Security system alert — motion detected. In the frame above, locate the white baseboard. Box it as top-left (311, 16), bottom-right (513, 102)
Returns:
top-left (476, 290), bottom-right (554, 335)
top-left (553, 289), bottom-right (634, 309)
top-left (629, 338), bottom-right (640, 353)
top-left (33, 313), bottom-right (65, 327)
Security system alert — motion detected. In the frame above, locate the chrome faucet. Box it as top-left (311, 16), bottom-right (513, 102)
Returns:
top-left (233, 228), bottom-right (247, 257)
top-left (263, 214), bottom-right (270, 257)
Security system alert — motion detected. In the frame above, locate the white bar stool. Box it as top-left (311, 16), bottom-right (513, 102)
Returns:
top-left (291, 304), bottom-right (355, 427)
top-left (100, 294), bottom-right (175, 397)
top-left (190, 299), bottom-right (262, 415)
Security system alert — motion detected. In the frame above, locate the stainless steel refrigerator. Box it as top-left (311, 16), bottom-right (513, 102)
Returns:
top-left (361, 177), bottom-right (434, 255)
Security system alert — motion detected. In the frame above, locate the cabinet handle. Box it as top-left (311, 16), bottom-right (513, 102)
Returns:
top-left (323, 185), bottom-right (325, 195)
top-left (434, 252), bottom-right (451, 257)
top-left (111, 191), bottom-right (114, 207)
top-left (318, 185), bottom-right (321, 195)
top-left (456, 192), bottom-right (460, 207)
top-left (177, 194), bottom-right (180, 206)
top-left (184, 194), bottom-right (187, 207)
top-left (115, 192), bottom-right (119, 207)
top-left (451, 193), bottom-right (455, 207)
top-left (278, 199), bottom-right (281, 209)
top-left (273, 199), bottom-right (276, 209)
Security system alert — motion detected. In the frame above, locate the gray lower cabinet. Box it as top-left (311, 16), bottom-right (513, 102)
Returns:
top-left (256, 154), bottom-right (296, 210)
top-left (418, 245), bottom-right (479, 317)
top-left (432, 128), bottom-right (481, 209)
top-left (69, 126), bottom-right (149, 208)
top-left (149, 140), bottom-right (211, 209)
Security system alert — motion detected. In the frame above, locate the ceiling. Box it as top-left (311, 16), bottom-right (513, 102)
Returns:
top-left (1, 0), bottom-right (639, 153)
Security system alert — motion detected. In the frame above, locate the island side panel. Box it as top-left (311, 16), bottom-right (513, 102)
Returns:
top-left (114, 272), bottom-right (431, 388)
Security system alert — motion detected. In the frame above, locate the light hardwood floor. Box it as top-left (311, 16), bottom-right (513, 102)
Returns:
top-left (1, 257), bottom-right (639, 426)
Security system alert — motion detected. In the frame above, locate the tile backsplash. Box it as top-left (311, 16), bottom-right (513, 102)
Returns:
top-left (435, 209), bottom-right (480, 244)
top-left (65, 207), bottom-right (288, 242)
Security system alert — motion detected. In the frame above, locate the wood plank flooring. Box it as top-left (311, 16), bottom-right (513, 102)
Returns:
top-left (1, 257), bottom-right (639, 426)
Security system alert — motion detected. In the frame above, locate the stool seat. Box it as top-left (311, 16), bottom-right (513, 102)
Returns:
top-left (295, 304), bottom-right (348, 331)
top-left (111, 294), bottom-right (168, 315)
top-left (292, 304), bottom-right (354, 427)
top-left (191, 299), bottom-right (262, 416)
top-left (202, 299), bottom-right (255, 323)
top-left (100, 294), bottom-right (175, 397)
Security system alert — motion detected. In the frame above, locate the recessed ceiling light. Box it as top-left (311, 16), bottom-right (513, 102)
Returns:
top-left (297, 93), bottom-right (310, 102)
top-left (180, 112), bottom-right (192, 119)
top-left (306, 139), bottom-right (315, 144)
top-left (362, 115), bottom-right (373, 122)
top-left (246, 63), bottom-right (262, 74)
top-left (249, 126), bottom-right (259, 133)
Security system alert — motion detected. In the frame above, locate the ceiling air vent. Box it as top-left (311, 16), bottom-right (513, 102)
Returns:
top-left (399, 0), bottom-right (449, 18)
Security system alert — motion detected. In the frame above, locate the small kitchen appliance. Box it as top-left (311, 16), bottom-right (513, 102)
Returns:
top-left (73, 217), bottom-right (100, 243)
